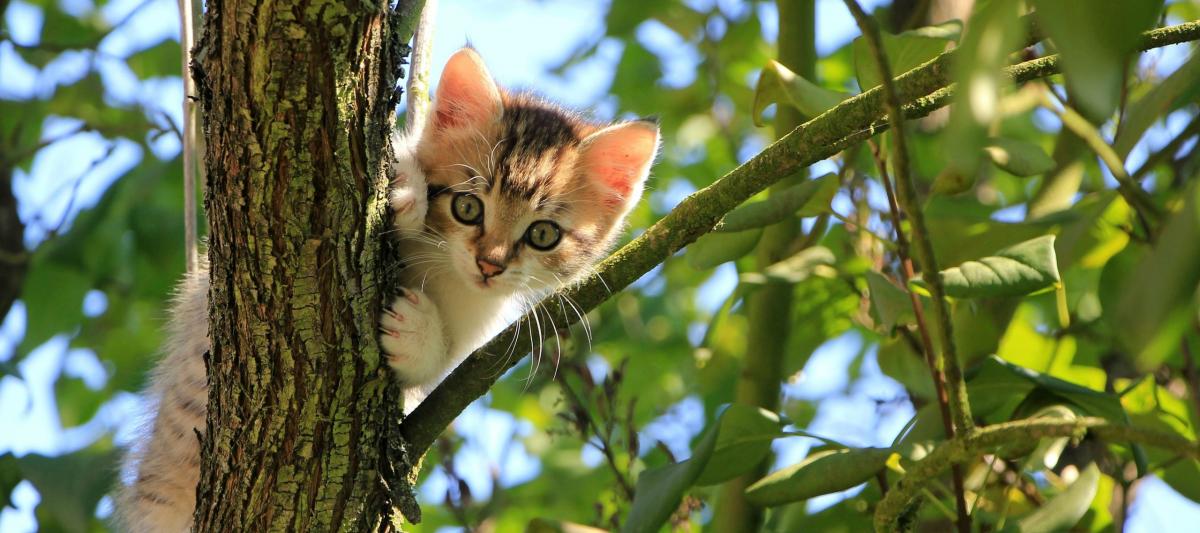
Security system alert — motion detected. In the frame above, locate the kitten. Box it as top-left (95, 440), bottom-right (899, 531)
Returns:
top-left (379, 48), bottom-right (660, 404)
top-left (114, 47), bottom-right (659, 532)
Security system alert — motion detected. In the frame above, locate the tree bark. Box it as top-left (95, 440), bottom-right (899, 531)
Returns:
top-left (192, 0), bottom-right (424, 530)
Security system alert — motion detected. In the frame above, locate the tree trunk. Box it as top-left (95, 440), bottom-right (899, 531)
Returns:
top-left (711, 2), bottom-right (815, 531)
top-left (191, 0), bottom-right (424, 530)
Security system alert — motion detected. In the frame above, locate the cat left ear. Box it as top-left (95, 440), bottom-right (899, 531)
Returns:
top-left (577, 119), bottom-right (660, 215)
top-left (429, 48), bottom-right (502, 134)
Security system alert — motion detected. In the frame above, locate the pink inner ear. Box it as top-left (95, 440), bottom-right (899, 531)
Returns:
top-left (431, 49), bottom-right (500, 132)
top-left (593, 149), bottom-right (639, 197)
top-left (434, 100), bottom-right (474, 130)
top-left (581, 124), bottom-right (659, 206)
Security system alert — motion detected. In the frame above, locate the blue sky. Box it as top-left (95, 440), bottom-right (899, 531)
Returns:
top-left (1, 0), bottom-right (1198, 531)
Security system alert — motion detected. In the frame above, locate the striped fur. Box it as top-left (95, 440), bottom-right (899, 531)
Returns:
top-left (115, 48), bottom-right (659, 531)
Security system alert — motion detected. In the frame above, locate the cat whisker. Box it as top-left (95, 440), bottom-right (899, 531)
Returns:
top-left (551, 273), bottom-right (592, 349)
top-left (487, 136), bottom-right (508, 174)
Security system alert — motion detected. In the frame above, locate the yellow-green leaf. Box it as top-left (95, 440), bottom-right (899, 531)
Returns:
top-left (985, 137), bottom-right (1056, 177)
top-left (717, 173), bottom-right (837, 233)
top-left (1017, 463), bottom-right (1101, 533)
top-left (752, 60), bottom-right (849, 127)
top-left (940, 235), bottom-right (1061, 298)
top-left (744, 447), bottom-right (892, 507)
top-left (686, 229), bottom-right (762, 270)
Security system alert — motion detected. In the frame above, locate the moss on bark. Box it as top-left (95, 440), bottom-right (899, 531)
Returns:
top-left (193, 0), bottom-right (423, 530)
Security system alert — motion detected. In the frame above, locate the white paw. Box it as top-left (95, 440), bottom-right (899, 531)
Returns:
top-left (379, 287), bottom-right (447, 386)
top-left (389, 150), bottom-right (428, 234)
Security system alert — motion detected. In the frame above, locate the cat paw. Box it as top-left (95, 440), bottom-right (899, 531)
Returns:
top-left (389, 154), bottom-right (428, 234)
top-left (379, 287), bottom-right (447, 386)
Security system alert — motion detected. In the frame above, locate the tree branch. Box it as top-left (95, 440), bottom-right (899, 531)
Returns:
top-left (873, 417), bottom-right (1200, 531)
top-left (399, 20), bottom-right (1200, 459)
top-left (841, 2), bottom-right (970, 530)
top-left (713, 2), bottom-right (814, 530)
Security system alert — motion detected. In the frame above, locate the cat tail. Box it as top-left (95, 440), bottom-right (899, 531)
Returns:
top-left (114, 266), bottom-right (210, 533)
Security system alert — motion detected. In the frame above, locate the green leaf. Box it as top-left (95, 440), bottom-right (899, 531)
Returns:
top-left (984, 138), bottom-right (1056, 177)
top-left (853, 20), bottom-right (960, 92)
top-left (526, 518), bottom-right (609, 533)
top-left (0, 453), bottom-right (19, 509)
top-left (1114, 51), bottom-right (1200, 158)
top-left (686, 229), bottom-right (761, 270)
top-left (1032, 0), bottom-right (1165, 119)
top-left (18, 446), bottom-right (119, 533)
top-left (694, 405), bottom-right (784, 486)
top-left (752, 60), bottom-right (849, 127)
top-left (940, 235), bottom-right (1061, 299)
top-left (48, 74), bottom-right (148, 138)
top-left (944, 0), bottom-right (1024, 173)
top-left (1017, 463), bottom-right (1101, 533)
top-left (744, 447), bottom-right (892, 507)
top-left (622, 410), bottom-right (723, 533)
top-left (1160, 460), bottom-right (1200, 504)
top-left (1019, 405), bottom-right (1076, 472)
top-left (892, 404), bottom-right (950, 460)
top-left (740, 246), bottom-right (835, 285)
top-left (0, 99), bottom-right (48, 170)
top-left (717, 173), bottom-right (837, 233)
top-left (126, 39), bottom-right (183, 79)
top-left (17, 260), bottom-right (91, 356)
top-left (54, 371), bottom-right (107, 428)
top-left (1119, 377), bottom-right (1200, 502)
top-left (1115, 184), bottom-right (1200, 369)
top-left (866, 270), bottom-right (913, 330)
top-left (969, 356), bottom-right (1127, 424)
top-left (878, 340), bottom-right (937, 406)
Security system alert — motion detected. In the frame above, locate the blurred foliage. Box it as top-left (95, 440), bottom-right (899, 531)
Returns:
top-left (1, 0), bottom-right (190, 529)
top-left (2, 0), bottom-right (1200, 532)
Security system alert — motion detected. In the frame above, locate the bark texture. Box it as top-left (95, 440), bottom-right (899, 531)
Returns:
top-left (192, 0), bottom-right (423, 530)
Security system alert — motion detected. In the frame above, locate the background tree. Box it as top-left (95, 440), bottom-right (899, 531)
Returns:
top-left (3, 0), bottom-right (1200, 532)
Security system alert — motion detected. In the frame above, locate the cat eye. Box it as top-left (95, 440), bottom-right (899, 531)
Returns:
top-left (451, 193), bottom-right (484, 225)
top-left (525, 220), bottom-right (562, 251)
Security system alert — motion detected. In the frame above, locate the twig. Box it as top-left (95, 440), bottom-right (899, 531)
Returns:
top-left (1132, 115), bottom-right (1200, 181)
top-left (1182, 337), bottom-right (1200, 423)
top-left (404, 0), bottom-right (437, 136)
top-left (842, 2), bottom-right (971, 530)
top-left (399, 20), bottom-right (1200, 459)
top-left (556, 366), bottom-right (636, 500)
top-left (829, 207), bottom-right (897, 251)
top-left (178, 0), bottom-right (199, 273)
top-left (1047, 98), bottom-right (1164, 227)
top-left (874, 417), bottom-right (1200, 530)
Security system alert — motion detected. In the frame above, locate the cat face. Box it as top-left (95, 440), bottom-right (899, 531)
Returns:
top-left (411, 49), bottom-right (659, 296)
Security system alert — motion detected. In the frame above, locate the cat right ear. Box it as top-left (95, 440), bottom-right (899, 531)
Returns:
top-left (429, 48), bottom-right (502, 134)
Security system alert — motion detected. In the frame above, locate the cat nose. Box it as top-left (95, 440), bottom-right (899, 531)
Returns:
top-left (476, 258), bottom-right (506, 278)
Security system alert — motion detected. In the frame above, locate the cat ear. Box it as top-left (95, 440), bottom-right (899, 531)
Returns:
top-left (429, 48), bottom-right (502, 133)
top-left (577, 120), bottom-right (660, 215)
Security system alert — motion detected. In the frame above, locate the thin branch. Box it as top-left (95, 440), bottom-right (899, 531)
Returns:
top-left (1182, 337), bottom-right (1200, 424)
top-left (557, 371), bottom-right (636, 500)
top-left (842, 2), bottom-right (970, 531)
top-left (829, 206), bottom-right (897, 251)
top-left (1132, 114), bottom-right (1200, 182)
top-left (1049, 99), bottom-right (1164, 226)
top-left (874, 417), bottom-right (1200, 530)
top-left (867, 140), bottom-right (955, 435)
top-left (399, 20), bottom-right (1200, 459)
top-left (404, 0), bottom-right (437, 136)
top-left (178, 0), bottom-right (199, 273)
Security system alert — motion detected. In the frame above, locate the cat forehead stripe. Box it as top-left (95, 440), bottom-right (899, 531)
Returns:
top-left (493, 99), bottom-right (582, 201)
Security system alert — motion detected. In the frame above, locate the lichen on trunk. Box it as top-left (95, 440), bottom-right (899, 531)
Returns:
top-left (191, 0), bottom-right (425, 530)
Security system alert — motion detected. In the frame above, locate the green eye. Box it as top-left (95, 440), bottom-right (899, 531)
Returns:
top-left (451, 193), bottom-right (484, 225)
top-left (525, 220), bottom-right (562, 251)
